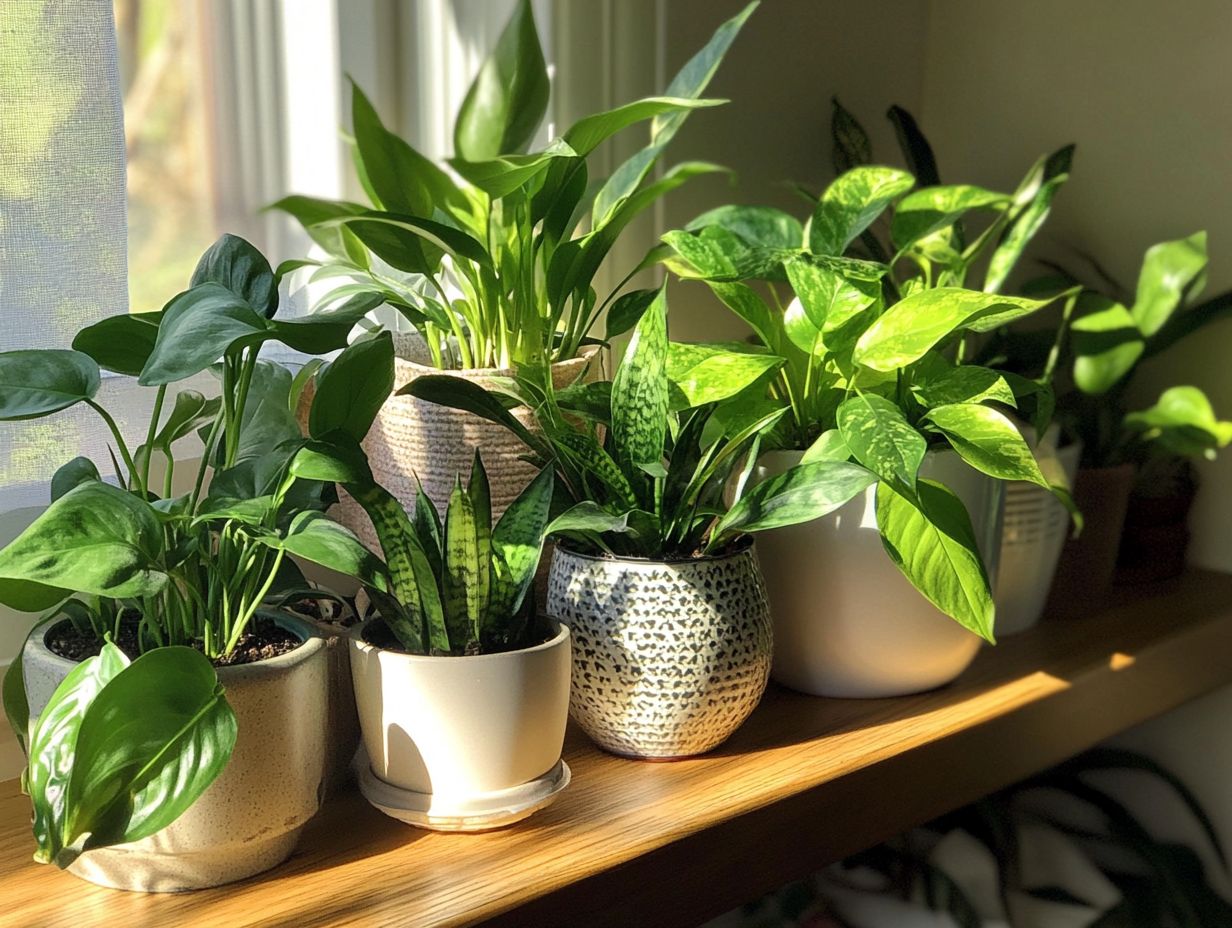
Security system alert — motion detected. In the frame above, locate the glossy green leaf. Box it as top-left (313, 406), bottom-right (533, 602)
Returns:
top-left (547, 424), bottom-right (640, 511)
top-left (853, 288), bottom-right (1050, 371)
top-left (800, 429), bottom-right (852, 464)
top-left (714, 460), bottom-right (876, 541)
top-left (784, 254), bottom-right (881, 333)
top-left (837, 394), bottom-right (925, 491)
top-left (50, 457), bottom-right (101, 502)
top-left (876, 479), bottom-right (994, 641)
top-left (0, 482), bottom-right (166, 600)
top-left (782, 296), bottom-right (824, 355)
top-left (442, 477), bottom-right (481, 648)
top-left (685, 204), bottom-right (804, 251)
top-left (1071, 297), bottom-right (1145, 395)
top-left (489, 467), bottom-right (553, 620)
top-left (61, 647), bottom-right (236, 859)
top-left (289, 438), bottom-right (374, 486)
top-left (139, 283), bottom-right (267, 386)
top-left (612, 288), bottom-right (669, 476)
top-left (605, 288), bottom-right (659, 339)
top-left (661, 226), bottom-right (791, 283)
top-left (337, 212), bottom-right (489, 270)
top-left (268, 195), bottom-right (368, 261)
top-left (913, 366), bottom-right (1017, 409)
top-left (830, 97), bottom-right (871, 175)
top-left (449, 138), bottom-right (578, 199)
top-left (72, 313), bottom-right (161, 377)
top-left (1125, 386), bottom-right (1232, 457)
top-left (927, 404), bottom-right (1049, 488)
top-left (0, 577), bottom-right (69, 613)
top-left (27, 642), bottom-right (129, 863)
top-left (399, 375), bottom-right (550, 459)
top-left (891, 185), bottom-right (1008, 251)
top-left (0, 350), bottom-right (101, 420)
top-left (229, 361), bottom-right (301, 464)
top-left (705, 281), bottom-right (779, 349)
top-left (266, 292), bottom-right (383, 355)
top-left (152, 390), bottom-right (219, 453)
top-left (271, 511), bottom-right (386, 589)
top-left (453, 0), bottom-right (549, 161)
top-left (191, 233), bottom-right (278, 318)
top-left (665, 342), bottom-right (782, 411)
top-left (564, 96), bottom-right (724, 157)
top-left (809, 165), bottom-right (914, 256)
top-left (984, 166), bottom-right (1069, 294)
top-left (545, 500), bottom-right (648, 539)
top-left (1131, 232), bottom-right (1208, 337)
top-left (309, 332), bottom-right (394, 443)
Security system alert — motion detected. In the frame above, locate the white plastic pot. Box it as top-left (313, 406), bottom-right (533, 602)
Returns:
top-left (995, 436), bottom-right (1082, 636)
top-left (546, 540), bottom-right (772, 759)
top-left (348, 620), bottom-right (571, 831)
top-left (22, 612), bottom-right (328, 892)
top-left (753, 450), bottom-right (1003, 699)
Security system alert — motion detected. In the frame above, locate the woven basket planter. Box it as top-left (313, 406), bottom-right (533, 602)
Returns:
top-left (332, 334), bottom-right (600, 552)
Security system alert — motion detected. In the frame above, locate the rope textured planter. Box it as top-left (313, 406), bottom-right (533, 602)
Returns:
top-left (336, 334), bottom-right (600, 552)
top-left (547, 541), bottom-right (772, 759)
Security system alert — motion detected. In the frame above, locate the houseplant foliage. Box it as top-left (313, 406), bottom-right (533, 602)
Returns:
top-left (654, 147), bottom-right (1079, 640)
top-left (0, 234), bottom-right (381, 869)
top-left (273, 0), bottom-right (757, 370)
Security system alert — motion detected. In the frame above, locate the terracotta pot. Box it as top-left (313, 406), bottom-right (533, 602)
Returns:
top-left (22, 612), bottom-right (327, 892)
top-left (753, 449), bottom-right (1001, 699)
top-left (546, 539), bottom-right (772, 759)
top-left (349, 620), bottom-right (571, 830)
top-left (1117, 485), bottom-right (1197, 584)
top-left (1046, 463), bottom-right (1136, 617)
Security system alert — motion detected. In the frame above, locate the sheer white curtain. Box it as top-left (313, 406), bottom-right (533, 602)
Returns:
top-left (0, 0), bottom-right (138, 511)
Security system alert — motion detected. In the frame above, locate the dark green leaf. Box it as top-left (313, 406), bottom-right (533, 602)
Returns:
top-left (72, 313), bottom-right (161, 376)
top-left (266, 292), bottom-right (383, 355)
top-left (269, 511), bottom-right (386, 589)
top-left (886, 104), bottom-right (939, 186)
top-left (152, 391), bottom-right (221, 452)
top-left (449, 139), bottom-right (578, 199)
top-left (714, 460), bottom-right (875, 541)
top-left (0, 350), bottom-right (100, 420)
top-left (830, 96), bottom-right (872, 175)
top-left (50, 457), bottom-right (100, 502)
top-left (605, 288), bottom-right (659, 339)
top-left (191, 233), bottom-right (278, 318)
top-left (309, 332), bottom-right (394, 443)
top-left (398, 375), bottom-right (550, 459)
top-left (139, 283), bottom-right (268, 385)
top-left (684, 204), bottom-right (804, 251)
top-left (489, 467), bottom-right (553, 619)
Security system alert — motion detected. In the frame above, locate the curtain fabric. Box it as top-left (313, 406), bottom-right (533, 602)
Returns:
top-left (0, 0), bottom-right (132, 509)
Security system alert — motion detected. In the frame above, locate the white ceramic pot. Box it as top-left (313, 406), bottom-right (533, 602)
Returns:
top-left (349, 620), bottom-right (571, 830)
top-left (22, 612), bottom-right (327, 892)
top-left (754, 449), bottom-right (1003, 699)
top-left (995, 437), bottom-right (1082, 636)
top-left (546, 540), bottom-right (772, 759)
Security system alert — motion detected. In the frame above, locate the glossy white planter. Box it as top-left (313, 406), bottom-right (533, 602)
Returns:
top-left (22, 613), bottom-right (328, 892)
top-left (995, 437), bottom-right (1082, 636)
top-left (547, 542), bottom-right (772, 759)
top-left (349, 621), bottom-right (571, 830)
top-left (754, 450), bottom-right (1003, 698)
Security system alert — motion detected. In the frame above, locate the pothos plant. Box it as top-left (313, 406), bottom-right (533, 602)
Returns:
top-left (273, 0), bottom-right (756, 370)
top-left (653, 153), bottom-right (1082, 639)
top-left (0, 235), bottom-right (382, 866)
top-left (405, 287), bottom-right (881, 562)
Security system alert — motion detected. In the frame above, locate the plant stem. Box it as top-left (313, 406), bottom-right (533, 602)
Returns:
top-left (85, 399), bottom-right (138, 490)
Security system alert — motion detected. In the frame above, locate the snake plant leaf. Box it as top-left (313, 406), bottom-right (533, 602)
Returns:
top-left (454, 0), bottom-right (549, 161)
top-left (469, 455), bottom-right (492, 622)
top-left (837, 394), bottom-right (926, 492)
top-left (890, 185), bottom-right (1009, 252)
top-left (72, 313), bottom-right (161, 377)
top-left (912, 366), bottom-right (1017, 410)
top-left (591, 1), bottom-right (756, 227)
top-left (399, 375), bottom-right (552, 460)
top-left (713, 460), bottom-right (876, 542)
top-left (413, 481), bottom-right (444, 580)
top-left (800, 429), bottom-right (852, 464)
top-left (1071, 297), bottom-right (1145, 395)
top-left (830, 97), bottom-right (872, 175)
top-left (564, 97), bottom-right (724, 158)
top-left (191, 233), bottom-right (279, 319)
top-left (0, 482), bottom-right (166, 600)
top-left (809, 165), bottom-right (914, 257)
top-left (268, 511), bottom-right (387, 591)
top-left (926, 404), bottom-right (1050, 489)
top-left (547, 425), bottom-right (640, 511)
top-left (684, 204), bottom-right (805, 251)
top-left (886, 105), bottom-right (940, 187)
top-left (50, 457), bottom-right (101, 502)
top-left (876, 479), bottom-right (994, 642)
top-left (62, 647), bottom-right (237, 859)
top-left (0, 349), bottom-right (101, 420)
top-left (350, 81), bottom-right (465, 218)
top-left (152, 391), bottom-right (221, 453)
top-left (666, 342), bottom-right (783, 411)
top-left (449, 138), bottom-right (578, 199)
top-left (26, 642), bottom-right (129, 864)
top-left (605, 288), bottom-right (659, 340)
top-left (489, 467), bottom-right (554, 620)
top-left (309, 332), bottom-right (394, 443)
top-left (139, 283), bottom-right (267, 385)
top-left (443, 478), bottom-right (482, 647)
top-left (853, 288), bottom-right (1051, 372)
top-left (1131, 232), bottom-right (1208, 337)
top-left (1124, 386), bottom-right (1232, 458)
top-left (612, 287), bottom-right (669, 478)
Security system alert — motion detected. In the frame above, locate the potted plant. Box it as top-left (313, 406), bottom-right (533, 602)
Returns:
top-left (407, 288), bottom-right (881, 758)
top-left (655, 150), bottom-right (1077, 696)
top-left (273, 0), bottom-right (758, 549)
top-left (983, 232), bottom-right (1232, 609)
top-left (288, 353), bottom-right (568, 828)
top-left (0, 236), bottom-right (383, 891)
top-left (825, 98), bottom-right (1083, 636)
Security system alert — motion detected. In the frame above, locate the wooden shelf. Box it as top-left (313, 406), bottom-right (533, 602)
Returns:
top-left (4, 571), bottom-right (1232, 927)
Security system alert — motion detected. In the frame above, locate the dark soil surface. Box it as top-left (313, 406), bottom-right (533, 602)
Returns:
top-left (46, 615), bottom-right (302, 667)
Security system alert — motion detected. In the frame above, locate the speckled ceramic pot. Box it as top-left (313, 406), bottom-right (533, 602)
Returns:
top-left (22, 612), bottom-right (328, 892)
top-left (546, 540), bottom-right (772, 759)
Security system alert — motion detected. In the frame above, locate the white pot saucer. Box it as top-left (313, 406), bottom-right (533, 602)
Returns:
top-left (354, 748), bottom-right (571, 832)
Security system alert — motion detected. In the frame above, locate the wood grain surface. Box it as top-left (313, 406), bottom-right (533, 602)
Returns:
top-left (3, 571), bottom-right (1232, 928)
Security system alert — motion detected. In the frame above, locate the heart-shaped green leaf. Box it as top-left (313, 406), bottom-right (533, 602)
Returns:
top-left (309, 332), bottom-right (394, 443)
top-left (809, 165), bottom-right (914, 256)
top-left (837, 394), bottom-right (925, 491)
top-left (191, 233), bottom-right (278, 318)
top-left (0, 350), bottom-right (100, 420)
